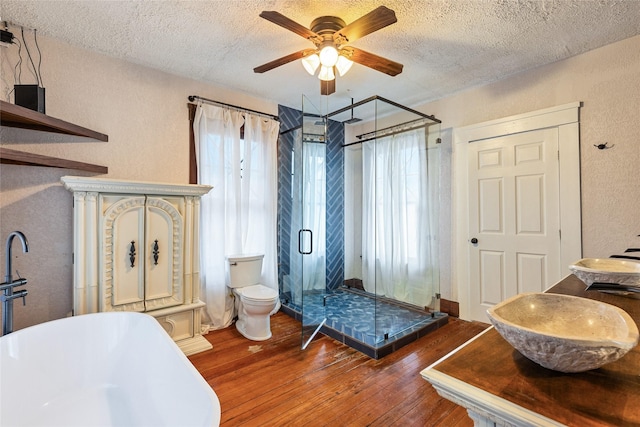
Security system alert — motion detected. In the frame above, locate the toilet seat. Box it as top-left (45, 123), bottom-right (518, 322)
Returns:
top-left (237, 284), bottom-right (278, 302)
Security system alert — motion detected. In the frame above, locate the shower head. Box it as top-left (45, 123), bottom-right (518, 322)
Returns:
top-left (342, 98), bottom-right (362, 124)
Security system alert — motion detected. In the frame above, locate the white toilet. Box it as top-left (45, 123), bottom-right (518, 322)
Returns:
top-left (227, 254), bottom-right (279, 341)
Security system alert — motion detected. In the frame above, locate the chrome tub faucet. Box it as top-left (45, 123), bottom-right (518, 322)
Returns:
top-left (1, 231), bottom-right (29, 336)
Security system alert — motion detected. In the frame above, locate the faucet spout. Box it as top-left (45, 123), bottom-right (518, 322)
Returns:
top-left (3, 231), bottom-right (29, 336)
top-left (5, 231), bottom-right (29, 283)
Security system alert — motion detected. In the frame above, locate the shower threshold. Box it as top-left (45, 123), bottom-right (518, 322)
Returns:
top-left (280, 287), bottom-right (448, 359)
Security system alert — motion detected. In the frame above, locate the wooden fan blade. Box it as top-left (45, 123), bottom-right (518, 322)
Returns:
top-left (347, 47), bottom-right (403, 76)
top-left (260, 11), bottom-right (320, 41)
top-left (254, 49), bottom-right (315, 73)
top-left (320, 79), bottom-right (336, 96)
top-left (334, 6), bottom-right (397, 44)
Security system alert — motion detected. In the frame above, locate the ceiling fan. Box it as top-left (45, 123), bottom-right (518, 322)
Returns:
top-left (253, 6), bottom-right (403, 95)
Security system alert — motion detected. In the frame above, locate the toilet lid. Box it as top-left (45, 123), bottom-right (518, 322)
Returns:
top-left (240, 284), bottom-right (278, 301)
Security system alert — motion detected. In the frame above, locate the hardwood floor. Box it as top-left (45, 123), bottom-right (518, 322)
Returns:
top-left (189, 312), bottom-right (488, 427)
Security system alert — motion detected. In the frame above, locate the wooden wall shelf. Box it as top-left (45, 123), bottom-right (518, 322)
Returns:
top-left (0, 100), bottom-right (108, 173)
top-left (1, 100), bottom-right (108, 141)
top-left (0, 147), bottom-right (108, 174)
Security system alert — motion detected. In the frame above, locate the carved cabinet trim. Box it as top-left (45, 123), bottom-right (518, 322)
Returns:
top-left (62, 176), bottom-right (213, 356)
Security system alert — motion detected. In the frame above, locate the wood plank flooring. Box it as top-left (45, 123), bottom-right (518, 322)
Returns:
top-left (189, 312), bottom-right (488, 427)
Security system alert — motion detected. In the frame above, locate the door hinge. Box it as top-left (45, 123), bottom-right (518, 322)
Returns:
top-left (559, 229), bottom-right (562, 240)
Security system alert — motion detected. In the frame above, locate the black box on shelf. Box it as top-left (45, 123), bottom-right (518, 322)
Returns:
top-left (14, 85), bottom-right (46, 114)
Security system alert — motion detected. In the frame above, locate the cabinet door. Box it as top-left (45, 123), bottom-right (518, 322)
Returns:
top-left (144, 197), bottom-right (185, 310)
top-left (101, 195), bottom-right (146, 312)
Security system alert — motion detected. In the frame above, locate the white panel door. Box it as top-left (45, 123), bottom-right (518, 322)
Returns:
top-left (468, 128), bottom-right (561, 321)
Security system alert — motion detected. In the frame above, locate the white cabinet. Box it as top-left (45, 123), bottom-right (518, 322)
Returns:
top-left (62, 176), bottom-right (213, 356)
top-left (101, 194), bottom-right (184, 313)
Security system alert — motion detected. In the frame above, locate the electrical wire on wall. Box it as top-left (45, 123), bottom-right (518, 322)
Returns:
top-left (0, 21), bottom-right (18, 99)
top-left (13, 37), bottom-right (23, 85)
top-left (21, 26), bottom-right (43, 87)
top-left (0, 21), bottom-right (44, 101)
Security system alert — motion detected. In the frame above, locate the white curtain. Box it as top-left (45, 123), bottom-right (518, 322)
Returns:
top-left (284, 131), bottom-right (326, 306)
top-left (361, 128), bottom-right (438, 307)
top-left (295, 136), bottom-right (326, 293)
top-left (194, 102), bottom-right (280, 330)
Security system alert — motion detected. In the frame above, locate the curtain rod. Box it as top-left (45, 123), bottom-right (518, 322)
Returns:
top-left (188, 95), bottom-right (279, 121)
top-left (342, 121), bottom-right (433, 148)
top-left (355, 117), bottom-right (436, 140)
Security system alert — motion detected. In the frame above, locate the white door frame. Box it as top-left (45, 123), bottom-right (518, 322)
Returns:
top-left (453, 102), bottom-right (582, 321)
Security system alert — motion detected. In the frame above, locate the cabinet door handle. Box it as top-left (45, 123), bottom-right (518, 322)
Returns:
top-left (129, 241), bottom-right (136, 268)
top-left (153, 239), bottom-right (159, 265)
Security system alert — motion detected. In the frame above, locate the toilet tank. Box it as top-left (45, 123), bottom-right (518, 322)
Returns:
top-left (227, 254), bottom-right (264, 288)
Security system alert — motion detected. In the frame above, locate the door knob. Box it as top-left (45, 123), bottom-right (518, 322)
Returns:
top-left (470, 238), bottom-right (478, 244)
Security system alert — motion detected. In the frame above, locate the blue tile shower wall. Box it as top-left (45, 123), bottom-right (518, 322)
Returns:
top-left (325, 117), bottom-right (344, 291)
top-left (277, 105), bottom-right (300, 291)
top-left (277, 104), bottom-right (344, 293)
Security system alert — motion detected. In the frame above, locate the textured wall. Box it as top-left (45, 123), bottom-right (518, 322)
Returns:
top-left (413, 35), bottom-right (640, 300)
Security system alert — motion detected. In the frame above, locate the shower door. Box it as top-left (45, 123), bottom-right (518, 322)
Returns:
top-left (279, 100), bottom-right (327, 350)
top-left (296, 95), bottom-right (327, 349)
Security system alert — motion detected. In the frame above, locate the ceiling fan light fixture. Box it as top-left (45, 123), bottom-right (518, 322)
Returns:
top-left (335, 55), bottom-right (354, 76)
top-left (301, 53), bottom-right (320, 75)
top-left (255, 7), bottom-right (402, 96)
top-left (319, 45), bottom-right (339, 67)
top-left (318, 65), bottom-right (335, 81)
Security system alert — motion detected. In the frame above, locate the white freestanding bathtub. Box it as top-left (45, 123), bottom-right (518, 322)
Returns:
top-left (0, 312), bottom-right (220, 427)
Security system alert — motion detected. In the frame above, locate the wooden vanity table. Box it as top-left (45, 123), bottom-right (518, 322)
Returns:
top-left (421, 274), bottom-right (640, 426)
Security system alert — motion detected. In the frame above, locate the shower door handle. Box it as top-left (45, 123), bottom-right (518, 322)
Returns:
top-left (298, 229), bottom-right (313, 255)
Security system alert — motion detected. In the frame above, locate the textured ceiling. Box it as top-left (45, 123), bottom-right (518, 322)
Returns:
top-left (1, 0), bottom-right (639, 112)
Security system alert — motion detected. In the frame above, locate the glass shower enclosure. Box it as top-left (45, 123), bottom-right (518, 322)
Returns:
top-left (279, 95), bottom-right (444, 356)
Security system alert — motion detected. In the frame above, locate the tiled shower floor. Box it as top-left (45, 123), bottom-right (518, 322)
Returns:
top-left (280, 288), bottom-right (448, 358)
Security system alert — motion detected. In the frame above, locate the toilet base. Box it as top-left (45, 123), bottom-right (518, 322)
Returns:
top-left (235, 318), bottom-right (272, 341)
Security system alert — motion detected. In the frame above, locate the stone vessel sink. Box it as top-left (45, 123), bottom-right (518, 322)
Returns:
top-left (569, 258), bottom-right (640, 287)
top-left (487, 293), bottom-right (639, 373)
